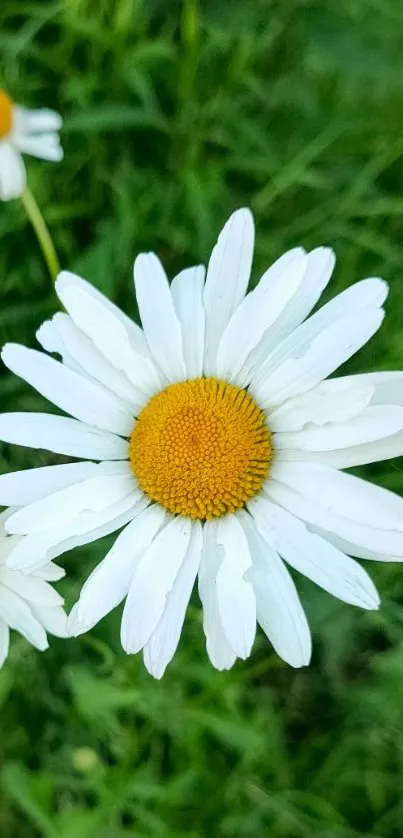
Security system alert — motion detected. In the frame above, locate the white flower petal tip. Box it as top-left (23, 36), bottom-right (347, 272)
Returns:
top-left (0, 529), bottom-right (67, 662)
top-left (133, 253), bottom-right (186, 382)
top-left (121, 516), bottom-right (192, 655)
top-left (203, 208), bottom-right (255, 374)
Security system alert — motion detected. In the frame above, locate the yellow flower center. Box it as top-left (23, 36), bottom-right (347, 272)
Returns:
top-left (129, 377), bottom-right (272, 520)
top-left (0, 91), bottom-right (13, 139)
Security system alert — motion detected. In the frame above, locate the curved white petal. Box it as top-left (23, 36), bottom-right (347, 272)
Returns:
top-left (265, 476), bottom-right (403, 558)
top-left (198, 520), bottom-right (237, 670)
top-left (203, 209), bottom-right (255, 375)
top-left (0, 462), bottom-right (107, 506)
top-left (255, 309), bottom-right (384, 408)
top-left (0, 568), bottom-right (64, 607)
top-left (69, 504), bottom-right (166, 635)
top-left (31, 605), bottom-right (67, 638)
top-left (134, 253), bottom-right (186, 382)
top-left (170, 266), bottom-right (206, 378)
top-left (14, 133), bottom-right (63, 161)
top-left (239, 511), bottom-right (311, 668)
top-left (144, 520), bottom-right (203, 678)
top-left (13, 106), bottom-right (62, 133)
top-left (274, 406), bottom-right (403, 453)
top-left (6, 466), bottom-right (135, 535)
top-left (280, 431), bottom-right (403, 469)
top-left (33, 562), bottom-right (65, 582)
top-left (344, 371), bottom-right (403, 406)
top-left (2, 344), bottom-right (134, 436)
top-left (240, 246), bottom-right (335, 383)
top-left (0, 618), bottom-right (10, 667)
top-left (216, 248), bottom-right (307, 382)
top-left (0, 140), bottom-right (26, 200)
top-left (55, 272), bottom-right (162, 396)
top-left (215, 515), bottom-right (256, 659)
top-left (306, 523), bottom-right (403, 563)
top-left (269, 379), bottom-right (374, 433)
top-left (38, 313), bottom-right (145, 410)
top-left (121, 516), bottom-right (192, 654)
top-left (271, 461), bottom-right (403, 531)
top-left (252, 277), bottom-right (387, 404)
top-left (249, 498), bottom-right (379, 610)
top-left (0, 413), bottom-right (129, 461)
top-left (6, 495), bottom-right (144, 572)
top-left (0, 586), bottom-right (48, 650)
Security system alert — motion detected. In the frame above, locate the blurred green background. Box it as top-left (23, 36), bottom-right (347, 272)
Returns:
top-left (2, 0), bottom-right (403, 835)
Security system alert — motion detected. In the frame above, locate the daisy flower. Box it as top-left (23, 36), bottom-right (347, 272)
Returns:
top-left (0, 209), bottom-right (402, 678)
top-left (0, 512), bottom-right (67, 668)
top-left (0, 89), bottom-right (63, 201)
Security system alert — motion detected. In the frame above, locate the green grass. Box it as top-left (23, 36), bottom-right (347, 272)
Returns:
top-left (1, 0), bottom-right (403, 835)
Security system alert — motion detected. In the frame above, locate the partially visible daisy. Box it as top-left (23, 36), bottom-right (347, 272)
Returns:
top-left (0, 512), bottom-right (67, 668)
top-left (0, 208), bottom-right (402, 677)
top-left (0, 89), bottom-right (63, 201)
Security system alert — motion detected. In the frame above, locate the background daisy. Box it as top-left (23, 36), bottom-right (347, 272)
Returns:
top-left (0, 512), bottom-right (67, 668)
top-left (0, 89), bottom-right (63, 201)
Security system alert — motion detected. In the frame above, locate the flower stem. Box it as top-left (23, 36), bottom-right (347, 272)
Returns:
top-left (21, 186), bottom-right (60, 282)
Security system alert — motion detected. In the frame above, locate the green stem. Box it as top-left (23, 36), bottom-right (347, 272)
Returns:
top-left (21, 186), bottom-right (60, 282)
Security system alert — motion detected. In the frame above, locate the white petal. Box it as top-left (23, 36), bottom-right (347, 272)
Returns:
top-left (239, 510), bottom-right (311, 667)
top-left (265, 476), bottom-right (403, 558)
top-left (306, 523), bottom-right (403, 563)
top-left (69, 504), bottom-right (166, 635)
top-left (14, 133), bottom-right (63, 162)
top-left (269, 378), bottom-right (374, 433)
top-left (239, 247), bottom-right (335, 384)
top-left (0, 585), bottom-right (48, 650)
top-left (31, 605), bottom-right (67, 637)
top-left (271, 461), bottom-right (403, 531)
top-left (0, 413), bottom-right (129, 460)
top-left (33, 562), bottom-right (65, 582)
top-left (6, 495), bottom-right (144, 572)
top-left (0, 462), bottom-right (105, 506)
top-left (170, 266), bottom-right (206, 378)
top-left (13, 106), bottom-right (62, 133)
top-left (134, 253), bottom-right (186, 382)
top-left (216, 248), bottom-right (307, 382)
top-left (0, 141), bottom-right (26, 200)
top-left (280, 432), bottom-right (403, 470)
top-left (249, 498), bottom-right (379, 610)
top-left (346, 371), bottom-right (403, 406)
top-left (198, 520), bottom-right (237, 670)
top-left (144, 520), bottom-right (203, 678)
top-left (2, 344), bottom-right (134, 436)
top-left (0, 567), bottom-right (63, 607)
top-left (252, 277), bottom-right (387, 403)
top-left (255, 309), bottom-right (384, 408)
top-left (203, 209), bottom-right (255, 375)
top-left (6, 467), bottom-right (135, 535)
top-left (215, 515), bottom-right (256, 658)
top-left (55, 272), bottom-right (162, 396)
top-left (38, 313), bottom-right (145, 410)
top-left (121, 516), bottom-right (192, 653)
top-left (0, 618), bottom-right (10, 667)
top-left (274, 406), bottom-right (403, 453)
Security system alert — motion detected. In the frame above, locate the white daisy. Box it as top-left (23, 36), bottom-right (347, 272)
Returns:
top-left (0, 512), bottom-right (67, 668)
top-left (0, 208), bottom-right (402, 678)
top-left (0, 89), bottom-right (63, 201)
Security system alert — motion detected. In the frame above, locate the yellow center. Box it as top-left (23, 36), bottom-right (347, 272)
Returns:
top-left (129, 377), bottom-right (272, 520)
top-left (0, 91), bottom-right (13, 139)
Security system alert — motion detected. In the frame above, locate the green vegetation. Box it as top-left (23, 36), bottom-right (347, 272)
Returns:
top-left (1, 1), bottom-right (403, 835)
